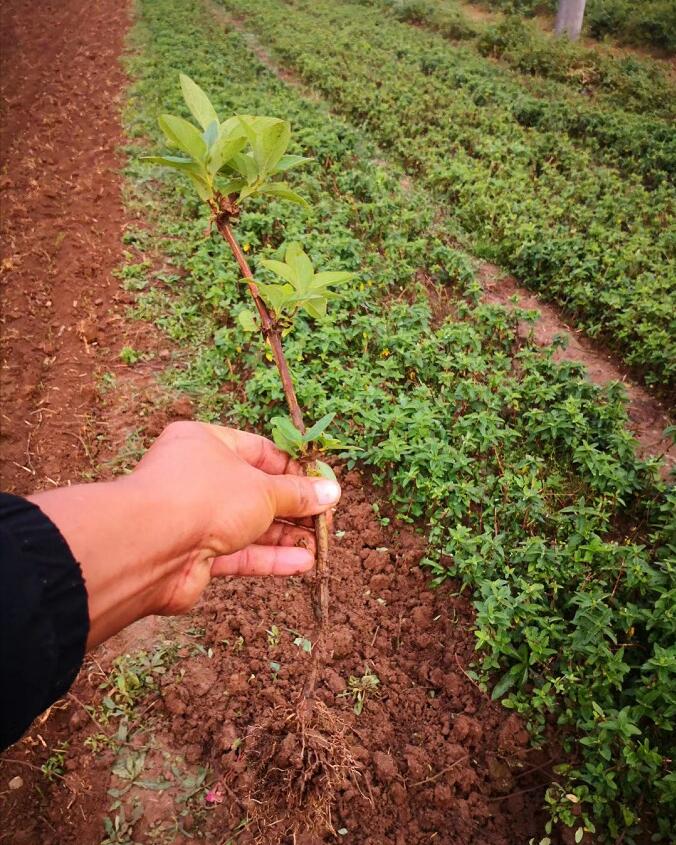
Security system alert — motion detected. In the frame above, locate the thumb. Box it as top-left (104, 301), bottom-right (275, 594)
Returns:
top-left (267, 474), bottom-right (341, 519)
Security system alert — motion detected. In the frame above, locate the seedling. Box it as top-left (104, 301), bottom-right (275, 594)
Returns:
top-left (341, 666), bottom-right (381, 715)
top-left (120, 346), bottom-right (140, 365)
top-left (144, 74), bottom-right (356, 701)
top-left (41, 742), bottom-right (69, 781)
top-left (101, 801), bottom-right (144, 845)
top-left (293, 635), bottom-right (314, 654)
top-left (266, 624), bottom-right (281, 649)
top-left (145, 74), bottom-right (360, 840)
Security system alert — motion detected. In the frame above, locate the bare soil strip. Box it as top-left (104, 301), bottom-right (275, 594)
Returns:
top-left (479, 264), bottom-right (674, 473)
top-left (0, 0), bottom-right (132, 493)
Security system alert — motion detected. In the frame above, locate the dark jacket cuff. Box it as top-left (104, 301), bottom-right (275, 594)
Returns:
top-left (1, 493), bottom-right (89, 749)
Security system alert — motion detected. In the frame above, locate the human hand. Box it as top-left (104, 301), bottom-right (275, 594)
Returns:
top-left (29, 421), bottom-right (341, 647)
top-left (128, 421), bottom-right (341, 615)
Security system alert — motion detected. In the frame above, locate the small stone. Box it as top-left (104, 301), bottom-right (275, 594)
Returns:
top-left (330, 626), bottom-right (354, 659)
top-left (9, 776), bottom-right (23, 790)
top-left (373, 751), bottom-right (399, 783)
top-left (159, 349), bottom-right (171, 360)
top-left (323, 668), bottom-right (346, 694)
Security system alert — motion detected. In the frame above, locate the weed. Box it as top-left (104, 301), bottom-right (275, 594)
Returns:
top-left (266, 624), bottom-right (281, 648)
top-left (101, 801), bottom-right (144, 845)
top-left (41, 742), bottom-right (69, 781)
top-left (341, 666), bottom-right (381, 715)
top-left (120, 346), bottom-right (141, 365)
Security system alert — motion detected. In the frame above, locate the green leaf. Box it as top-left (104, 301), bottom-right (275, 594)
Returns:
top-left (302, 297), bottom-right (328, 320)
top-left (257, 282), bottom-right (294, 317)
top-left (237, 116), bottom-right (291, 175)
top-left (259, 120), bottom-right (291, 174)
top-left (228, 152), bottom-right (259, 184)
top-left (237, 309), bottom-right (258, 332)
top-left (179, 73), bottom-right (218, 132)
top-left (285, 243), bottom-right (314, 289)
top-left (219, 177), bottom-right (246, 196)
top-left (202, 119), bottom-right (219, 149)
top-left (272, 416), bottom-right (304, 446)
top-left (187, 171), bottom-right (213, 201)
top-left (271, 416), bottom-right (304, 457)
top-left (259, 182), bottom-right (309, 207)
top-left (141, 154), bottom-right (199, 172)
top-left (311, 270), bottom-right (358, 288)
top-left (314, 460), bottom-right (337, 482)
top-left (259, 258), bottom-right (298, 287)
top-left (304, 412), bottom-right (335, 443)
top-left (273, 154), bottom-right (313, 173)
top-left (491, 668), bottom-right (519, 700)
top-left (158, 114), bottom-right (207, 162)
top-left (208, 128), bottom-right (247, 176)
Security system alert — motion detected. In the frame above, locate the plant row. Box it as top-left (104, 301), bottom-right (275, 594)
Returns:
top-left (124, 0), bottom-right (674, 840)
top-left (469, 0), bottom-right (676, 53)
top-left (218, 0), bottom-right (675, 388)
top-left (381, 0), bottom-right (675, 117)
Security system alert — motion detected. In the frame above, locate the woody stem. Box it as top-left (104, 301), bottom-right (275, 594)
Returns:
top-left (215, 215), bottom-right (330, 694)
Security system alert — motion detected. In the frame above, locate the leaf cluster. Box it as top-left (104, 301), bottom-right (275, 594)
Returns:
top-left (238, 242), bottom-right (356, 326)
top-left (144, 73), bottom-right (310, 205)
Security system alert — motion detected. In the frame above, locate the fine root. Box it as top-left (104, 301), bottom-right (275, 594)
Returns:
top-left (241, 699), bottom-right (366, 843)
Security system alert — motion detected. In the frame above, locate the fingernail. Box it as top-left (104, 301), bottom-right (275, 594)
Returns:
top-left (314, 479), bottom-right (341, 505)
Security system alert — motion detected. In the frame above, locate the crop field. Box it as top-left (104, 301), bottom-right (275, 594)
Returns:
top-left (0, 1), bottom-right (674, 844)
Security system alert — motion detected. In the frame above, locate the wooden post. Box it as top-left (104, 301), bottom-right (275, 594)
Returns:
top-left (554, 0), bottom-right (587, 41)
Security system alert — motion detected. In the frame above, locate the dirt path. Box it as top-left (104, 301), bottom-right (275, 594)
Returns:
top-left (479, 264), bottom-right (675, 474)
top-left (213, 3), bottom-right (673, 476)
top-left (0, 0), bottom-right (132, 493)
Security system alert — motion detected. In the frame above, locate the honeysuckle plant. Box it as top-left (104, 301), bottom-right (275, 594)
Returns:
top-left (144, 74), bottom-right (356, 695)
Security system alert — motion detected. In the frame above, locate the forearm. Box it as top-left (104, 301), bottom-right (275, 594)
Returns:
top-left (28, 476), bottom-right (201, 649)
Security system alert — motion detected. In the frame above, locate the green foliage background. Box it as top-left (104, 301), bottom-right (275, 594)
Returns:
top-left (123, 0), bottom-right (675, 840)
top-left (470, 0), bottom-right (676, 53)
top-left (219, 0), bottom-right (675, 389)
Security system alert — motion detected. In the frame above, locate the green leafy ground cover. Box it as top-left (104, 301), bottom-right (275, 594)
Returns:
top-left (380, 0), bottom-right (674, 116)
top-left (469, 0), bottom-right (676, 53)
top-left (218, 0), bottom-right (675, 389)
top-left (125, 0), bottom-right (674, 839)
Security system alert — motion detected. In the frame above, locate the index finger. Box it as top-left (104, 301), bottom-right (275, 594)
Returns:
top-left (206, 424), bottom-right (304, 476)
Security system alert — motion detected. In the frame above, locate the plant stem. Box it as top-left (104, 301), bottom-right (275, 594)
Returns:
top-left (215, 215), bottom-right (330, 696)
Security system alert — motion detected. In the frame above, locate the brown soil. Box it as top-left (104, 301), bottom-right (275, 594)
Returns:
top-left (0, 471), bottom-right (552, 845)
top-left (0, 0), bottom-right (134, 494)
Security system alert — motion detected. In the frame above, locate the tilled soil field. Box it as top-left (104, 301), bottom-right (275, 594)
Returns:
top-left (0, 470), bottom-right (551, 844)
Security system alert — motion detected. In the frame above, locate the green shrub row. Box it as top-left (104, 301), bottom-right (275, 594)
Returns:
top-left (381, 0), bottom-right (675, 116)
top-left (219, 0), bottom-right (676, 389)
top-left (469, 0), bottom-right (676, 53)
top-left (125, 0), bottom-right (674, 839)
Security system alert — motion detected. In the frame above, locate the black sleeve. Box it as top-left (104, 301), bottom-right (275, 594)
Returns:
top-left (1, 493), bottom-right (89, 750)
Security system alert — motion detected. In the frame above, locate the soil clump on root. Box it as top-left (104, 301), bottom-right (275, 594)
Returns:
top-left (242, 699), bottom-right (365, 842)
